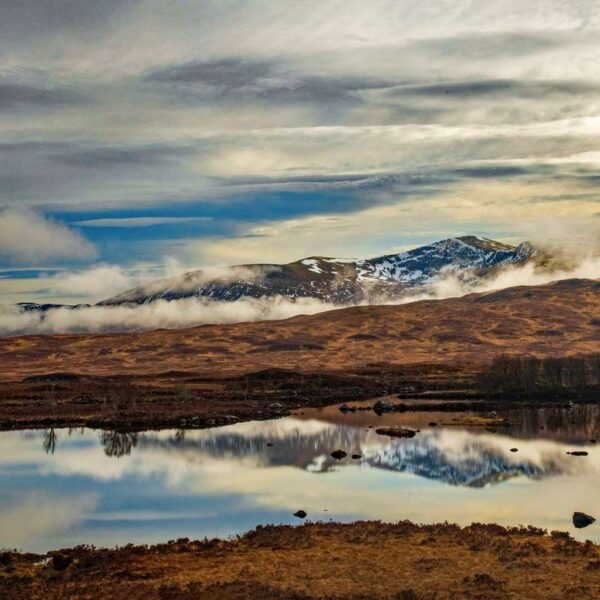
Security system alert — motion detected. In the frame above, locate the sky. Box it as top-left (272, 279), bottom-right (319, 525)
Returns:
top-left (1, 0), bottom-right (600, 304)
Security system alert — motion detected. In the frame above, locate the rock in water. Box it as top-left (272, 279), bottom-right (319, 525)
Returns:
top-left (294, 510), bottom-right (307, 519)
top-left (567, 451), bottom-right (588, 456)
top-left (373, 400), bottom-right (393, 415)
top-left (510, 448), bottom-right (518, 453)
top-left (331, 449), bottom-right (347, 460)
top-left (573, 512), bottom-right (596, 529)
top-left (375, 427), bottom-right (417, 438)
top-left (352, 454), bottom-right (362, 459)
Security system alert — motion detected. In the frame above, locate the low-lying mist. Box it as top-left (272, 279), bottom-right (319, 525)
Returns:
top-left (407, 254), bottom-right (600, 304)
top-left (0, 296), bottom-right (340, 336)
top-left (1, 252), bottom-right (598, 337)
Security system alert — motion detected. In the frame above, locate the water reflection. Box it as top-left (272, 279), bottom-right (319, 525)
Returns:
top-left (1, 404), bottom-right (599, 552)
top-left (42, 428), bottom-right (57, 455)
top-left (100, 431), bottom-right (139, 457)
top-left (133, 420), bottom-right (573, 486)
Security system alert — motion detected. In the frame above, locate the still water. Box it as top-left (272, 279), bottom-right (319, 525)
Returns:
top-left (2, 402), bottom-right (600, 552)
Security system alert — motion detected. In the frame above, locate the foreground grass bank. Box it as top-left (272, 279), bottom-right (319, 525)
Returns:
top-left (2, 520), bottom-right (600, 599)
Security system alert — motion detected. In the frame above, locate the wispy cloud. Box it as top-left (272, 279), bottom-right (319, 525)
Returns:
top-left (1, 1), bottom-right (600, 294)
top-left (75, 217), bottom-right (211, 227)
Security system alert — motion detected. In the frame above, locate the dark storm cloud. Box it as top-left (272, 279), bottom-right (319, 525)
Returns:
top-left (0, 82), bottom-right (85, 111)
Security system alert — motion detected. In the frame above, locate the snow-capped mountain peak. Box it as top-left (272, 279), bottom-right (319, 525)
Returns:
top-left (100, 236), bottom-right (536, 306)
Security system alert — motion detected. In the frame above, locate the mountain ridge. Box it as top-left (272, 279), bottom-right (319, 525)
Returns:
top-left (100, 235), bottom-right (536, 306)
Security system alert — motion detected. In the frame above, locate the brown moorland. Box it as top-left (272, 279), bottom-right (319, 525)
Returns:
top-left (0, 278), bottom-right (597, 429)
top-left (1, 279), bottom-right (598, 381)
top-left (3, 521), bottom-right (600, 599)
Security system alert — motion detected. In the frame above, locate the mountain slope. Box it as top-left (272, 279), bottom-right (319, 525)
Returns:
top-left (2, 278), bottom-right (597, 382)
top-left (101, 236), bottom-right (535, 306)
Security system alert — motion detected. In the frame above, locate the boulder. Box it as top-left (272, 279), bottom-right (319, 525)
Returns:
top-left (331, 449), bottom-right (347, 460)
top-left (375, 427), bottom-right (417, 438)
top-left (373, 400), bottom-right (393, 415)
top-left (567, 451), bottom-right (588, 456)
top-left (573, 512), bottom-right (596, 529)
top-left (294, 510), bottom-right (307, 519)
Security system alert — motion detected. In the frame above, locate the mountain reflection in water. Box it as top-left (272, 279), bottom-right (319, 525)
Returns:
top-left (1, 404), bottom-right (599, 552)
top-left (135, 420), bottom-right (570, 487)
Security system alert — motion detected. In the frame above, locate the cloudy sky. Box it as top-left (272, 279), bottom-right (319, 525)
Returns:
top-left (1, 0), bottom-right (600, 304)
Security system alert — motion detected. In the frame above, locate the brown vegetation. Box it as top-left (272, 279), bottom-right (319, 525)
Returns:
top-left (0, 279), bottom-right (597, 429)
top-left (3, 521), bottom-right (600, 599)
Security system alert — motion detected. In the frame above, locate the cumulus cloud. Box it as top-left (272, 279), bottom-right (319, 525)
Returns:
top-left (41, 257), bottom-right (189, 302)
top-left (48, 265), bottom-right (141, 298)
top-left (0, 208), bottom-right (96, 264)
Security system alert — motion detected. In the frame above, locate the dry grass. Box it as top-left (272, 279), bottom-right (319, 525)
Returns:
top-left (3, 521), bottom-right (600, 599)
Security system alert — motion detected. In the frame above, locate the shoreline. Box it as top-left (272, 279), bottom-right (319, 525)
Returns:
top-left (2, 377), bottom-right (598, 432)
top-left (0, 363), bottom-right (469, 431)
top-left (1, 368), bottom-right (598, 432)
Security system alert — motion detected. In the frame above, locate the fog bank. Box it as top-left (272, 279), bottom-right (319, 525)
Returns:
top-left (0, 296), bottom-right (339, 336)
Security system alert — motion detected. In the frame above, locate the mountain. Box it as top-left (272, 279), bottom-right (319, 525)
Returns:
top-left (101, 236), bottom-right (535, 306)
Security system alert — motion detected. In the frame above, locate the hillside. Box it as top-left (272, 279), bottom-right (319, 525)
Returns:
top-left (1, 279), bottom-right (597, 383)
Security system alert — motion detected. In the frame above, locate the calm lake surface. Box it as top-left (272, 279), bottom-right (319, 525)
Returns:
top-left (2, 401), bottom-right (600, 552)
